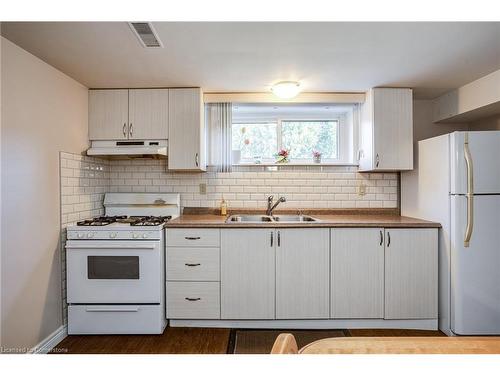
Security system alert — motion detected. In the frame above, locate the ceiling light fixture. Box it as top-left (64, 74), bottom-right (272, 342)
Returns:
top-left (271, 81), bottom-right (301, 99)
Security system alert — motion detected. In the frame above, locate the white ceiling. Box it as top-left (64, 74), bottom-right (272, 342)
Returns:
top-left (1, 22), bottom-right (499, 99)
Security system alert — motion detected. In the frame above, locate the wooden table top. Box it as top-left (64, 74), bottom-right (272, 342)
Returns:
top-left (298, 337), bottom-right (500, 354)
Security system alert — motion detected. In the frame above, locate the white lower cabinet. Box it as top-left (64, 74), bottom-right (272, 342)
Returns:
top-left (166, 282), bottom-right (220, 319)
top-left (166, 247), bottom-right (220, 281)
top-left (384, 228), bottom-right (438, 319)
top-left (331, 228), bottom-right (384, 318)
top-left (167, 226), bottom-right (438, 325)
top-left (276, 229), bottom-right (330, 319)
top-left (166, 228), bottom-right (221, 320)
top-left (220, 229), bottom-right (275, 319)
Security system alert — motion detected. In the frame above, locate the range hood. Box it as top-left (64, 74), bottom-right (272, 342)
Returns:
top-left (87, 140), bottom-right (167, 158)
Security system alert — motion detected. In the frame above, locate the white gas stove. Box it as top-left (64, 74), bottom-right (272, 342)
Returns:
top-left (65, 193), bottom-right (180, 335)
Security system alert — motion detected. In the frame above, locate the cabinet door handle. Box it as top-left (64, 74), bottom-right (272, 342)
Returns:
top-left (379, 230), bottom-right (383, 246)
top-left (376, 153), bottom-right (380, 167)
top-left (270, 232), bottom-right (274, 247)
top-left (195, 153), bottom-right (199, 167)
top-left (123, 123), bottom-right (127, 138)
top-left (387, 231), bottom-right (391, 247)
top-left (184, 236), bottom-right (201, 240)
top-left (185, 263), bottom-right (201, 267)
top-left (185, 297), bottom-right (201, 302)
top-left (277, 231), bottom-right (281, 247)
top-left (129, 123), bottom-right (133, 137)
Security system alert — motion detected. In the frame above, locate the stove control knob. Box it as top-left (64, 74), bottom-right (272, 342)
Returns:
top-left (110, 233), bottom-right (117, 239)
top-left (87, 233), bottom-right (94, 238)
top-left (132, 233), bottom-right (139, 239)
top-left (77, 233), bottom-right (84, 239)
top-left (142, 233), bottom-right (148, 238)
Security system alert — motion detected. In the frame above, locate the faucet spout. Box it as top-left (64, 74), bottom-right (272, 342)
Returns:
top-left (266, 196), bottom-right (286, 216)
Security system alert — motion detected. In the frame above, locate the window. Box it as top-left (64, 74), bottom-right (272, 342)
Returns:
top-left (232, 120), bottom-right (340, 163)
top-left (231, 103), bottom-right (356, 164)
top-left (232, 123), bottom-right (277, 160)
top-left (281, 120), bottom-right (338, 160)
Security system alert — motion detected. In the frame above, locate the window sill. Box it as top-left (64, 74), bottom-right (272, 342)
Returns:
top-left (232, 162), bottom-right (359, 167)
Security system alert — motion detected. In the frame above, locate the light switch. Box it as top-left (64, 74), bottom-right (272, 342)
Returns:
top-left (199, 183), bottom-right (207, 194)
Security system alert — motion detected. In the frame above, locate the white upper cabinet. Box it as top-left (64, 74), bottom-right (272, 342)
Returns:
top-left (168, 88), bottom-right (206, 171)
top-left (128, 89), bottom-right (169, 140)
top-left (88, 89), bottom-right (129, 140)
top-left (359, 88), bottom-right (413, 171)
top-left (88, 89), bottom-right (169, 141)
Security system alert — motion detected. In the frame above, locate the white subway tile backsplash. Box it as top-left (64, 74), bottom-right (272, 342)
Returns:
top-left (104, 160), bottom-right (400, 209)
top-left (59, 152), bottom-right (110, 326)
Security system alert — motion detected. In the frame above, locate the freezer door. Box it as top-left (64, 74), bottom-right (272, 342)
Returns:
top-left (450, 195), bottom-right (500, 334)
top-left (450, 131), bottom-right (500, 194)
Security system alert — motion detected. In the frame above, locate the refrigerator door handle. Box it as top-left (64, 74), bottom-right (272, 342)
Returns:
top-left (464, 133), bottom-right (474, 247)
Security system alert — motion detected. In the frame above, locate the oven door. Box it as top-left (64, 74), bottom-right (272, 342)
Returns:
top-left (66, 240), bottom-right (162, 304)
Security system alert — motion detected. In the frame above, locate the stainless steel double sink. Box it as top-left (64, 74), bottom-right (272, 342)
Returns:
top-left (225, 214), bottom-right (320, 224)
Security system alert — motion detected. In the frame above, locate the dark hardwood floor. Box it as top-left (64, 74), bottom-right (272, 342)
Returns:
top-left (347, 329), bottom-right (446, 337)
top-left (53, 327), bottom-right (444, 354)
top-left (54, 327), bottom-right (231, 354)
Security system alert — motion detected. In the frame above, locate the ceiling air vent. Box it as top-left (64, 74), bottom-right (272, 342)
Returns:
top-left (129, 22), bottom-right (163, 48)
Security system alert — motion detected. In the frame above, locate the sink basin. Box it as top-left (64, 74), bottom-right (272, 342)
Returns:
top-left (226, 215), bottom-right (273, 223)
top-left (272, 215), bottom-right (320, 222)
top-left (225, 214), bottom-right (319, 224)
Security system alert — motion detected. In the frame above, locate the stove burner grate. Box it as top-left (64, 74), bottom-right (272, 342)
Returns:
top-left (76, 215), bottom-right (127, 226)
top-left (130, 216), bottom-right (172, 226)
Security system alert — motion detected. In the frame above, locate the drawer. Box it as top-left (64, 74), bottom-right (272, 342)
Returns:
top-left (68, 304), bottom-right (165, 334)
top-left (166, 281), bottom-right (220, 319)
top-left (167, 247), bottom-right (220, 281)
top-left (167, 228), bottom-right (220, 247)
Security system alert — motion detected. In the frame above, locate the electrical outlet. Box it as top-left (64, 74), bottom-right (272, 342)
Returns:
top-left (358, 183), bottom-right (367, 196)
top-left (199, 183), bottom-right (207, 195)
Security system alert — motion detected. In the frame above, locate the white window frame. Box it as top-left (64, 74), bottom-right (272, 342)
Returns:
top-left (232, 116), bottom-right (350, 164)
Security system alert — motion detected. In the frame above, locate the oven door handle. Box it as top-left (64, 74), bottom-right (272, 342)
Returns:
top-left (66, 244), bottom-right (157, 250)
top-left (85, 307), bottom-right (140, 312)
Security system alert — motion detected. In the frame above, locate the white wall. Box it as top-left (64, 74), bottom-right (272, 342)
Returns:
top-left (401, 100), bottom-right (468, 216)
top-left (0, 37), bottom-right (88, 350)
top-left (470, 114), bottom-right (500, 130)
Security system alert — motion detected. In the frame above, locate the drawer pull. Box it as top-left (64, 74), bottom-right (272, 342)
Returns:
top-left (184, 236), bottom-right (201, 240)
top-left (185, 263), bottom-right (201, 267)
top-left (185, 297), bottom-right (201, 302)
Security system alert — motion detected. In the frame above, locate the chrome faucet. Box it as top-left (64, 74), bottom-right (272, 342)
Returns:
top-left (266, 195), bottom-right (286, 216)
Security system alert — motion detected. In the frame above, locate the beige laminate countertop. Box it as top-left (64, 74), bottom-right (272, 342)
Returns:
top-left (166, 214), bottom-right (440, 228)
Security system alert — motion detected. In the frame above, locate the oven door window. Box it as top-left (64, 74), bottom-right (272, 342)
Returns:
top-left (87, 256), bottom-right (139, 279)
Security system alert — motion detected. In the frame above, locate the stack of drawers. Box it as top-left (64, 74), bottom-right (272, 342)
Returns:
top-left (166, 228), bottom-right (221, 319)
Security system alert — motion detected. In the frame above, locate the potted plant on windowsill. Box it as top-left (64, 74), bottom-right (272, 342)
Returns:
top-left (275, 149), bottom-right (290, 164)
top-left (312, 150), bottom-right (322, 164)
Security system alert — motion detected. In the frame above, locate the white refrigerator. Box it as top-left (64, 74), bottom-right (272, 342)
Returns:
top-left (401, 131), bottom-right (500, 336)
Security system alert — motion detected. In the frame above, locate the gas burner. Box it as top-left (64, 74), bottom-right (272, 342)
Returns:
top-left (77, 215), bottom-right (127, 226)
top-left (130, 216), bottom-right (172, 226)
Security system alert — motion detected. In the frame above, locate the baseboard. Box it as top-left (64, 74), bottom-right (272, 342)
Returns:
top-left (31, 325), bottom-right (68, 354)
top-left (169, 319), bottom-right (439, 330)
